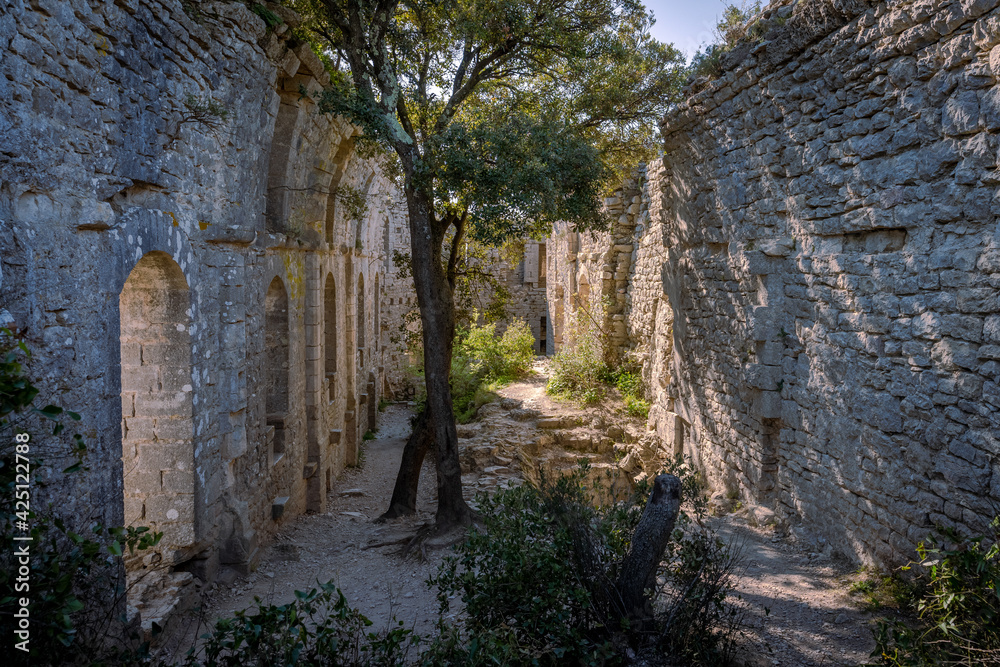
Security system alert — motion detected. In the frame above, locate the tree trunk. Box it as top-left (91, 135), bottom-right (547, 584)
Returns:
top-left (396, 176), bottom-right (474, 531)
top-left (378, 411), bottom-right (432, 520)
top-left (615, 474), bottom-right (682, 622)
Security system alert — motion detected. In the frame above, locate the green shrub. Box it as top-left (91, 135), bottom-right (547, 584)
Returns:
top-left (447, 317), bottom-right (536, 422)
top-left (427, 461), bottom-right (745, 665)
top-left (689, 1), bottom-right (765, 80)
top-left (460, 317), bottom-right (536, 384)
top-left (871, 517), bottom-right (1000, 666)
top-left (547, 331), bottom-right (608, 404)
top-left (180, 582), bottom-right (415, 666)
top-left (849, 569), bottom-right (917, 613)
top-left (549, 341), bottom-right (650, 419)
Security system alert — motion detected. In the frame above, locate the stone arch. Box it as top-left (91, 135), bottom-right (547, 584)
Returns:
top-left (356, 272), bottom-right (367, 434)
top-left (353, 172), bottom-right (376, 251)
top-left (324, 138), bottom-right (355, 246)
top-left (324, 272), bottom-right (337, 401)
top-left (119, 251), bottom-right (194, 580)
top-left (265, 276), bottom-right (289, 464)
top-left (344, 258), bottom-right (358, 466)
top-left (373, 273), bottom-right (380, 353)
top-left (356, 272), bottom-right (366, 352)
top-left (265, 98), bottom-right (300, 234)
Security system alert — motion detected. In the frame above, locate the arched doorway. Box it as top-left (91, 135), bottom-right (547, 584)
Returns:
top-left (120, 251), bottom-right (194, 581)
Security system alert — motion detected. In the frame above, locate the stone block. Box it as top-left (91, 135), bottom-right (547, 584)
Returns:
top-left (154, 416), bottom-right (193, 441)
top-left (942, 90), bottom-right (980, 136)
top-left (750, 306), bottom-right (779, 341)
top-left (751, 391), bottom-right (782, 419)
top-left (745, 363), bottom-right (782, 390)
top-left (124, 417), bottom-right (155, 441)
top-left (144, 494), bottom-right (195, 528)
top-left (743, 250), bottom-right (781, 275)
top-left (272, 496), bottom-right (290, 520)
top-left (161, 469), bottom-right (194, 494)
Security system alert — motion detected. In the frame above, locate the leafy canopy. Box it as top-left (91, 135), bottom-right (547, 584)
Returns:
top-left (293, 0), bottom-right (686, 238)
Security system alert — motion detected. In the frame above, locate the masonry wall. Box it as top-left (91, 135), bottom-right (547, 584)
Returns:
top-left (0, 0), bottom-right (392, 619)
top-left (550, 0), bottom-right (1000, 565)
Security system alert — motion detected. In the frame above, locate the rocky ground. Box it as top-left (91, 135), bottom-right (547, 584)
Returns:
top-left (158, 364), bottom-right (877, 666)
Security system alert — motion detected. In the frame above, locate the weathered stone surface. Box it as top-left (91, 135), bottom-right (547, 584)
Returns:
top-left (0, 0), bottom-right (397, 624)
top-left (546, 0), bottom-right (1000, 568)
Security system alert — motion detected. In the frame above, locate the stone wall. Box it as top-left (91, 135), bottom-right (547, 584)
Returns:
top-left (549, 0), bottom-right (1000, 566)
top-left (0, 0), bottom-right (395, 621)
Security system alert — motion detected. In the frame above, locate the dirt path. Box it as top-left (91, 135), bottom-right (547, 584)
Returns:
top-left (717, 518), bottom-right (875, 666)
top-left (162, 370), bottom-right (877, 666)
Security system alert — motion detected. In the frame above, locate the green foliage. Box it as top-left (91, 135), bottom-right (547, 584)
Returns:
top-left (689, 44), bottom-right (728, 79)
top-left (689, 1), bottom-right (765, 80)
top-left (362, 429), bottom-right (376, 441)
top-left (547, 316), bottom-right (649, 418)
top-left (427, 466), bottom-right (628, 665)
top-left (299, 0), bottom-right (687, 225)
top-left (434, 111), bottom-right (610, 244)
top-left (871, 517), bottom-right (1000, 666)
top-left (181, 94), bottom-right (230, 131)
top-left (460, 318), bottom-right (535, 384)
top-left (336, 183), bottom-right (369, 224)
top-left (179, 581), bottom-right (415, 666)
top-left (608, 363), bottom-right (650, 419)
top-left (547, 329), bottom-right (608, 405)
top-left (849, 569), bottom-right (917, 613)
top-left (377, 398), bottom-right (390, 412)
top-left (249, 2), bottom-right (283, 28)
top-left (447, 318), bottom-right (535, 423)
top-left (427, 461), bottom-right (745, 665)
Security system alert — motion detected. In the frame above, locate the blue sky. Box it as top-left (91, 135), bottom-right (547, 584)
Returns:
top-left (644, 1), bottom-right (732, 61)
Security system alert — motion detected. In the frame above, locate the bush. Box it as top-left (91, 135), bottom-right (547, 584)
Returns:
top-left (849, 569), bottom-right (917, 613)
top-left (427, 461), bottom-right (746, 665)
top-left (609, 363), bottom-right (650, 420)
top-left (460, 317), bottom-right (536, 384)
top-left (547, 331), bottom-right (608, 404)
top-left (447, 317), bottom-right (536, 422)
top-left (689, 1), bottom-right (766, 80)
top-left (871, 517), bottom-right (1000, 666)
top-left (179, 582), bottom-right (414, 667)
top-left (548, 337), bottom-right (650, 419)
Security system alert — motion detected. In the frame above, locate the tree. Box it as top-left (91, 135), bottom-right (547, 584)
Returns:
top-left (292, 0), bottom-right (686, 531)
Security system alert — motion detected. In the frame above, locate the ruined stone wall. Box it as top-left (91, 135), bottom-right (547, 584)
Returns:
top-left (550, 0), bottom-right (1000, 565)
top-left (0, 0), bottom-right (393, 616)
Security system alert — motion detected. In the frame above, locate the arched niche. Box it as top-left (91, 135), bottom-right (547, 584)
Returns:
top-left (265, 276), bottom-right (289, 464)
top-left (324, 272), bottom-right (337, 401)
top-left (119, 251), bottom-right (194, 581)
